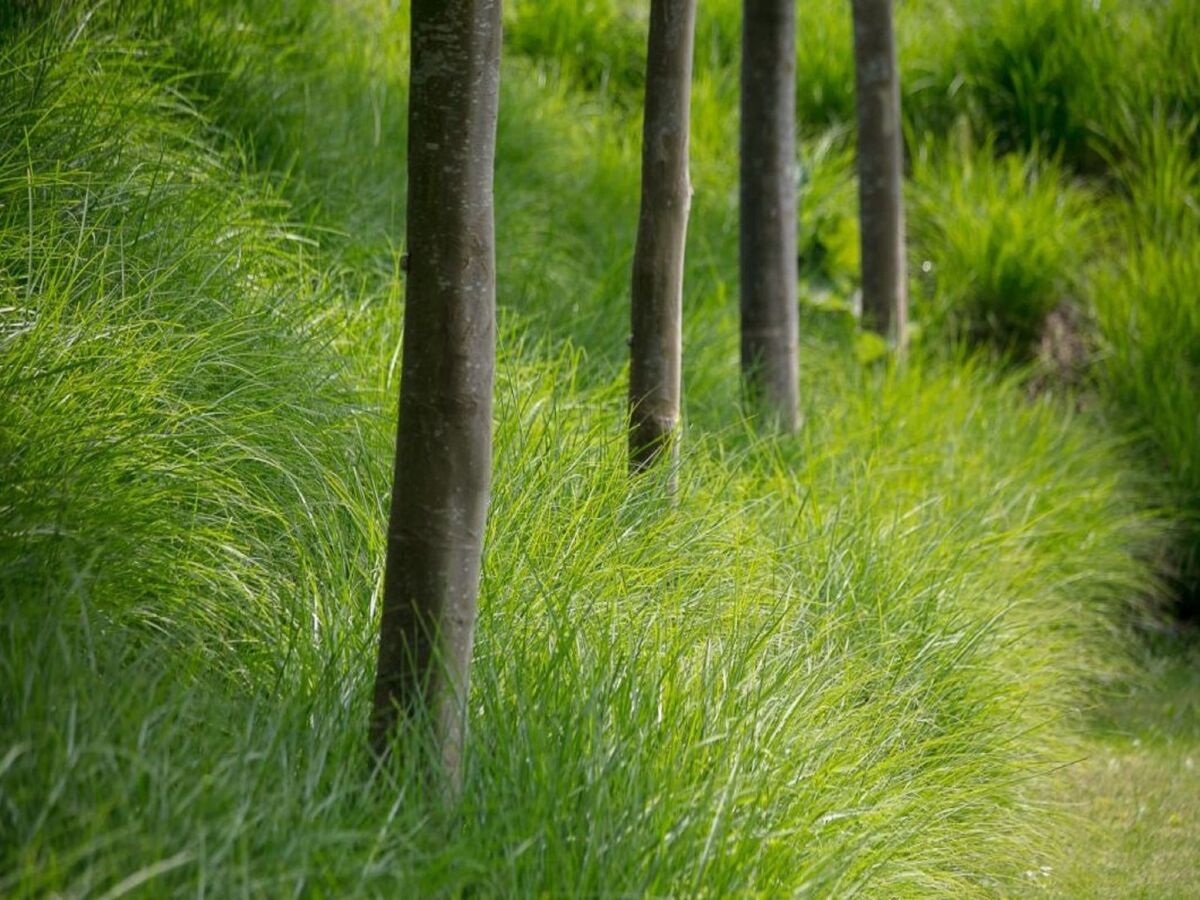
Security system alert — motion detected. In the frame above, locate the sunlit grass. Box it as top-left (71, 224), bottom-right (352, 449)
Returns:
top-left (1, 0), bottom-right (1196, 895)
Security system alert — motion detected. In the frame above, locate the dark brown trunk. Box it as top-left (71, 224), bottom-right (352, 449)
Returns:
top-left (740, 0), bottom-right (800, 431)
top-left (851, 0), bottom-right (908, 350)
top-left (628, 0), bottom-right (697, 477)
top-left (370, 0), bottom-right (502, 793)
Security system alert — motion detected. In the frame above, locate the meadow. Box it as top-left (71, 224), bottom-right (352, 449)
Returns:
top-left (2, 0), bottom-right (1197, 894)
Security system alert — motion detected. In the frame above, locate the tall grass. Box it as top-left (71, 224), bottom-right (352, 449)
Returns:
top-left (0, 1), bottom-right (1180, 895)
top-left (1094, 238), bottom-right (1200, 610)
top-left (909, 142), bottom-right (1096, 353)
top-left (1095, 244), bottom-right (1200, 504)
top-left (1088, 94), bottom-right (1200, 612)
top-left (0, 23), bottom-right (383, 693)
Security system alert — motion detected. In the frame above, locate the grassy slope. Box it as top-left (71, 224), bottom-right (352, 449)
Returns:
top-left (0, 0), bottom-right (1195, 895)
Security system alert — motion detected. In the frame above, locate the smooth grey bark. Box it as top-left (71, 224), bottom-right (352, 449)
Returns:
top-left (370, 0), bottom-right (502, 791)
top-left (851, 0), bottom-right (908, 351)
top-left (628, 0), bottom-right (697, 477)
top-left (740, 0), bottom-right (800, 431)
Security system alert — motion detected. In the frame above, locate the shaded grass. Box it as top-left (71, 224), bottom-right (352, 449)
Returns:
top-left (1040, 635), bottom-right (1200, 897)
top-left (1091, 107), bottom-right (1200, 614)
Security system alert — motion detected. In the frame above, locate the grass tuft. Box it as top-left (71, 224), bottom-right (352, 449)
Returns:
top-left (909, 141), bottom-right (1095, 354)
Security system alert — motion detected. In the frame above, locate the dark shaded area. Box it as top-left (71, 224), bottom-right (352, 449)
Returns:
top-left (1091, 627), bottom-right (1200, 743)
top-left (1165, 542), bottom-right (1200, 622)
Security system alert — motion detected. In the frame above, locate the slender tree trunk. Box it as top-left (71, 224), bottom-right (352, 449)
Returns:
top-left (740, 0), bottom-right (800, 431)
top-left (370, 0), bottom-right (502, 792)
top-left (628, 0), bottom-right (697, 477)
top-left (851, 0), bottom-right (908, 351)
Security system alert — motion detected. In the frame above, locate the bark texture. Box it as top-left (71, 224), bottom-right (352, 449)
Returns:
top-left (628, 0), bottom-right (697, 476)
top-left (851, 0), bottom-right (908, 350)
top-left (739, 0), bottom-right (800, 431)
top-left (370, 0), bottom-right (502, 790)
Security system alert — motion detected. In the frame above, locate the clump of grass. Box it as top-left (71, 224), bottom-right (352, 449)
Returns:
top-left (1104, 109), bottom-right (1200, 248)
top-left (796, 130), bottom-right (859, 289)
top-left (931, 0), bottom-right (1118, 172)
top-left (1154, 0), bottom-right (1200, 148)
top-left (909, 141), bottom-right (1096, 354)
top-left (1090, 105), bottom-right (1200, 612)
top-left (789, 0), bottom-right (856, 129)
top-left (1093, 241), bottom-right (1200, 610)
top-left (4, 331), bottom-right (1162, 895)
top-left (504, 0), bottom-right (647, 101)
top-left (0, 25), bottom-right (383, 689)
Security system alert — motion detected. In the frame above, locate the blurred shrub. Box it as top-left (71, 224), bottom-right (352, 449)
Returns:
top-left (504, 0), bottom-right (646, 101)
top-left (930, 0), bottom-right (1117, 172)
top-left (1093, 118), bottom-right (1200, 610)
top-left (797, 131), bottom-right (859, 288)
top-left (909, 142), bottom-right (1095, 353)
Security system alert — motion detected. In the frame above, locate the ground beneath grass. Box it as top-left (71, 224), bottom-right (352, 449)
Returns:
top-left (1040, 633), bottom-right (1200, 898)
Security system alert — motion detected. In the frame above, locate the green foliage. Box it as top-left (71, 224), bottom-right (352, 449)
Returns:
top-left (0, 0), bottom-right (1191, 896)
top-left (910, 143), bottom-right (1095, 353)
top-left (1094, 242), bottom-right (1200, 591)
top-left (796, 131), bottom-right (859, 288)
top-left (1155, 0), bottom-right (1200, 139)
top-left (938, 0), bottom-right (1117, 170)
top-left (0, 28), bottom-right (382, 690)
top-left (505, 0), bottom-right (646, 101)
top-left (1105, 110), bottom-right (1200, 248)
top-left (1090, 103), bottom-right (1200, 611)
top-left (791, 0), bottom-right (856, 129)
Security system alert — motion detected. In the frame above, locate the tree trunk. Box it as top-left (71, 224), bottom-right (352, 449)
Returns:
top-left (740, 0), bottom-right (800, 431)
top-left (628, 0), bottom-right (697, 477)
top-left (851, 0), bottom-right (908, 351)
top-left (370, 0), bottom-right (502, 793)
